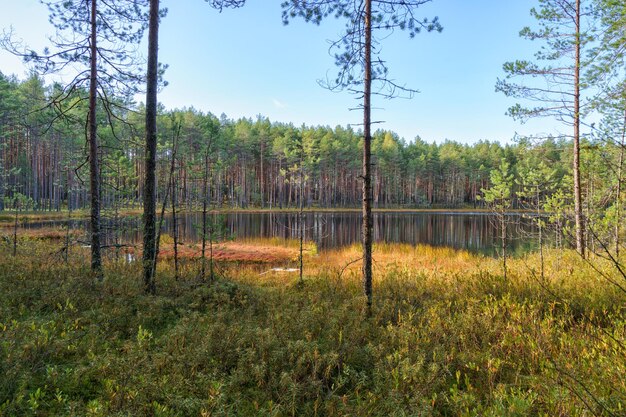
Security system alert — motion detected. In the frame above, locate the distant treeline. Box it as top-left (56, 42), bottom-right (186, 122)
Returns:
top-left (0, 72), bottom-right (602, 212)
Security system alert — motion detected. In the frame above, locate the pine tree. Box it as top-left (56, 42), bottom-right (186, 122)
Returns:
top-left (480, 158), bottom-right (514, 280)
top-left (142, 0), bottom-right (246, 293)
top-left (282, 0), bottom-right (441, 314)
top-left (2, 0), bottom-right (149, 278)
top-left (497, 0), bottom-right (592, 257)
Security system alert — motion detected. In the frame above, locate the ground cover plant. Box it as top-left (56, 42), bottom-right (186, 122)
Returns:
top-left (1, 237), bottom-right (625, 416)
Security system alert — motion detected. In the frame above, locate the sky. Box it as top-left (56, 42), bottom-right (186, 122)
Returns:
top-left (0, 0), bottom-right (561, 144)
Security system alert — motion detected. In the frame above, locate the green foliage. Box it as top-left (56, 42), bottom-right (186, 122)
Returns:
top-left (587, 0), bottom-right (626, 94)
top-left (517, 158), bottom-right (558, 221)
top-left (1, 241), bottom-right (625, 415)
top-left (480, 159), bottom-right (513, 210)
top-left (496, 0), bottom-right (592, 123)
top-left (281, 0), bottom-right (442, 93)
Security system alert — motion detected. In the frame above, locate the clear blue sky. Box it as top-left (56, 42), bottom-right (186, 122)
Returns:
top-left (0, 0), bottom-right (560, 144)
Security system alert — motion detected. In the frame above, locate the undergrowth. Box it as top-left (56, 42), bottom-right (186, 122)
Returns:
top-left (0, 241), bottom-right (625, 416)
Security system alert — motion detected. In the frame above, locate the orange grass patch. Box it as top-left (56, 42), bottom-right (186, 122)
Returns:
top-left (157, 241), bottom-right (302, 264)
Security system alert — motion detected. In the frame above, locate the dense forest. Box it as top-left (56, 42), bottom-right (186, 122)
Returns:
top-left (1, 70), bottom-right (624, 259)
top-left (0, 71), bottom-right (617, 212)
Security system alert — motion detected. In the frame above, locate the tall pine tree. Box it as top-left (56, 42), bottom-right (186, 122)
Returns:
top-left (282, 0), bottom-right (441, 314)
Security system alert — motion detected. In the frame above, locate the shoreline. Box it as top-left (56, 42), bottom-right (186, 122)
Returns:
top-left (0, 206), bottom-right (535, 225)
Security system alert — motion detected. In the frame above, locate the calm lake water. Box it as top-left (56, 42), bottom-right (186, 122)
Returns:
top-left (22, 211), bottom-right (542, 256)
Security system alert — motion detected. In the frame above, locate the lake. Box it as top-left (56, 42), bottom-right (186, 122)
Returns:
top-left (20, 211), bottom-right (543, 256)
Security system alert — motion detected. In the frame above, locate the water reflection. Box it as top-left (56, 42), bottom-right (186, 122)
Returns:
top-left (20, 211), bottom-right (542, 256)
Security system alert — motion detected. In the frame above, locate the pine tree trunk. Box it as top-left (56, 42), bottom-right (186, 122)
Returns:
top-left (500, 212), bottom-right (506, 281)
top-left (573, 0), bottom-right (585, 258)
top-left (501, 209), bottom-right (507, 280)
top-left (32, 144), bottom-right (38, 210)
top-left (362, 0), bottom-right (373, 315)
top-left (299, 152), bottom-right (304, 285)
top-left (89, 0), bottom-right (103, 278)
top-left (143, 0), bottom-right (159, 294)
top-left (65, 188), bottom-right (72, 264)
top-left (201, 149), bottom-right (209, 281)
top-left (537, 185), bottom-right (544, 281)
top-left (260, 140), bottom-right (265, 208)
top-left (616, 108), bottom-right (625, 257)
top-left (13, 196), bottom-right (18, 257)
top-left (0, 131), bottom-right (4, 212)
top-left (172, 168), bottom-right (179, 281)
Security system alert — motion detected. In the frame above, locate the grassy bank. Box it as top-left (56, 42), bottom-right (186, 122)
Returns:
top-left (1, 239), bottom-right (625, 416)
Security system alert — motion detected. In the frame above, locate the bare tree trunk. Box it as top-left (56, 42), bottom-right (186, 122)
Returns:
top-left (299, 152), bottom-right (304, 285)
top-left (12, 196), bottom-right (18, 257)
top-left (260, 139), bottom-right (265, 208)
top-left (209, 234), bottom-right (214, 280)
top-left (65, 184), bottom-right (72, 264)
top-left (616, 108), bottom-right (625, 257)
top-left (32, 144), bottom-right (38, 210)
top-left (113, 162), bottom-right (121, 261)
top-left (172, 166), bottom-right (179, 281)
top-left (362, 0), bottom-right (373, 315)
top-left (573, 0), bottom-right (585, 258)
top-left (143, 0), bottom-right (159, 294)
top-left (0, 136), bottom-right (4, 212)
top-left (501, 209), bottom-right (507, 280)
top-left (89, 0), bottom-right (103, 278)
top-left (201, 149), bottom-right (209, 281)
top-left (209, 170), bottom-right (216, 283)
top-left (586, 170), bottom-right (593, 253)
top-left (537, 185), bottom-right (544, 281)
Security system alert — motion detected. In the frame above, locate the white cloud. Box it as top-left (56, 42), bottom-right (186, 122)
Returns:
top-left (272, 98), bottom-right (286, 109)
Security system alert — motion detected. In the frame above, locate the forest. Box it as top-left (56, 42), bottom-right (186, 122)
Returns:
top-left (1, 0), bottom-right (626, 415)
top-left (0, 72), bottom-right (582, 211)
